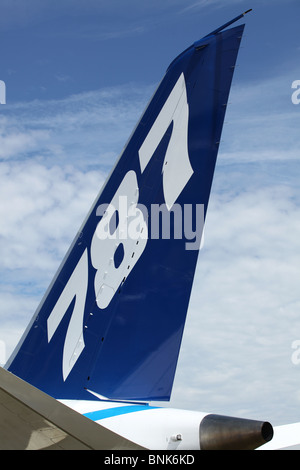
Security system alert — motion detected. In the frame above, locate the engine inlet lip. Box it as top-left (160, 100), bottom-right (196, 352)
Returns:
top-left (261, 421), bottom-right (273, 443)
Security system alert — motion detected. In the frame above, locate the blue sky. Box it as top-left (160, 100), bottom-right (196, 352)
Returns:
top-left (1, 0), bottom-right (300, 427)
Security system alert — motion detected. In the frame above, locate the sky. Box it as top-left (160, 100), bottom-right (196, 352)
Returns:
top-left (0, 0), bottom-right (300, 428)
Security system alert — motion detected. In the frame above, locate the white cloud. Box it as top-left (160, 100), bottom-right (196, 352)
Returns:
top-left (178, 0), bottom-right (224, 14)
top-left (0, 161), bottom-right (103, 273)
top-left (220, 72), bottom-right (300, 162)
top-left (0, 123), bottom-right (49, 160)
top-left (1, 84), bottom-right (151, 168)
top-left (171, 181), bottom-right (300, 423)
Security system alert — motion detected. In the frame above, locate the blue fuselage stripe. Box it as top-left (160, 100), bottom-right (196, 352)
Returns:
top-left (83, 405), bottom-right (158, 421)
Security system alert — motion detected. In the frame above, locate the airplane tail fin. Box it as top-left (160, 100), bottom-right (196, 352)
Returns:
top-left (6, 19), bottom-right (245, 401)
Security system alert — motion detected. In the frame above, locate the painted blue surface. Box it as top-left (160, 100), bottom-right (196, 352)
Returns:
top-left (6, 22), bottom-right (245, 401)
top-left (83, 405), bottom-right (158, 421)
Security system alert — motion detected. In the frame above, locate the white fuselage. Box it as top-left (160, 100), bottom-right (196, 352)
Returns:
top-left (61, 400), bottom-right (207, 450)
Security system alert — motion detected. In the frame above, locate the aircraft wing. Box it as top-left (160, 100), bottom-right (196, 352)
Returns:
top-left (0, 367), bottom-right (144, 450)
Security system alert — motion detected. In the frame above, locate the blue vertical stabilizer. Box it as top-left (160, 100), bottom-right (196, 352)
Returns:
top-left (6, 21), bottom-right (245, 401)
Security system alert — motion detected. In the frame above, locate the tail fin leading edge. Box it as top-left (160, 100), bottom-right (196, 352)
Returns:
top-left (6, 23), bottom-right (245, 401)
